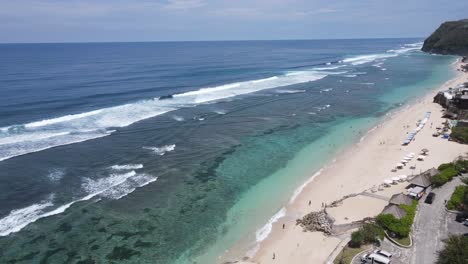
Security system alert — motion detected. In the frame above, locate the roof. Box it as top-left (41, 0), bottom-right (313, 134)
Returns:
top-left (409, 173), bottom-right (432, 188)
top-left (389, 193), bottom-right (413, 206)
top-left (381, 204), bottom-right (407, 219)
top-left (424, 168), bottom-right (439, 177)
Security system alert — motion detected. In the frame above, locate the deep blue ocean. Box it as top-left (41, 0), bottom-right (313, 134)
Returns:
top-left (0, 39), bottom-right (456, 263)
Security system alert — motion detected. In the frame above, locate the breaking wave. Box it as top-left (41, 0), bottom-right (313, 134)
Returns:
top-left (255, 207), bottom-right (286, 243)
top-left (0, 42), bottom-right (421, 162)
top-left (0, 169), bottom-right (156, 236)
top-left (143, 144), bottom-right (176, 156)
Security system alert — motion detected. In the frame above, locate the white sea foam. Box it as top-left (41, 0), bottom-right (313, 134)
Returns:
top-left (320, 88), bottom-right (333, 93)
top-left (47, 169), bottom-right (65, 182)
top-left (172, 115), bottom-right (185, 122)
top-left (0, 170), bottom-right (157, 236)
top-left (290, 169), bottom-right (323, 203)
top-left (343, 74), bottom-right (357, 78)
top-left (255, 207), bottom-right (286, 242)
top-left (214, 110), bottom-right (226, 115)
top-left (110, 164), bottom-right (144, 170)
top-left (0, 196), bottom-right (54, 236)
top-left (143, 144), bottom-right (176, 156)
top-left (275, 89), bottom-right (306, 94)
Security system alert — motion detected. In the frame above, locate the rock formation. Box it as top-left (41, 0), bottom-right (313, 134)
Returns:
top-left (422, 19), bottom-right (468, 56)
top-left (296, 209), bottom-right (334, 235)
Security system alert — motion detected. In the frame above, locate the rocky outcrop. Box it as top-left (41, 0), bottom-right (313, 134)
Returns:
top-left (422, 19), bottom-right (468, 56)
top-left (296, 209), bottom-right (334, 235)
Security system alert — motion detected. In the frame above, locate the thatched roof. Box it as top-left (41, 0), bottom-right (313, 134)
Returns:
top-left (381, 204), bottom-right (407, 219)
top-left (422, 167), bottom-right (439, 177)
top-left (409, 173), bottom-right (432, 188)
top-left (389, 193), bottom-right (413, 206)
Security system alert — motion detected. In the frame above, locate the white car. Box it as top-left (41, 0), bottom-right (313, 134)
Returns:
top-left (361, 253), bottom-right (391, 264)
top-left (373, 249), bottom-right (392, 259)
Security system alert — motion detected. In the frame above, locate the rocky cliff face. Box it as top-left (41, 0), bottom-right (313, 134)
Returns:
top-left (422, 19), bottom-right (468, 56)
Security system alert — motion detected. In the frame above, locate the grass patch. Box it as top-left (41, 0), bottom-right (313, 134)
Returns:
top-left (394, 236), bottom-right (411, 246)
top-left (450, 126), bottom-right (468, 144)
top-left (334, 244), bottom-right (370, 264)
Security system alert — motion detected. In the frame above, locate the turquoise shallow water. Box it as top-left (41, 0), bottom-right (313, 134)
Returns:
top-left (0, 40), bottom-right (457, 264)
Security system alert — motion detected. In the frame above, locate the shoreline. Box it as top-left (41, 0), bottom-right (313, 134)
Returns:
top-left (224, 58), bottom-right (468, 264)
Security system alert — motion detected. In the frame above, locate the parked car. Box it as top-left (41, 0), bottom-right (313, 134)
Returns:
top-left (361, 253), bottom-right (391, 264)
top-left (373, 249), bottom-right (392, 259)
top-left (424, 192), bottom-right (435, 204)
top-left (456, 212), bottom-right (468, 223)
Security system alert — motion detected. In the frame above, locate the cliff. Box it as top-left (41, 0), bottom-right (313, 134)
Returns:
top-left (421, 19), bottom-right (468, 56)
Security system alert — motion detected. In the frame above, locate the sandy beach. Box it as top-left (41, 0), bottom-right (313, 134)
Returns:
top-left (230, 59), bottom-right (468, 264)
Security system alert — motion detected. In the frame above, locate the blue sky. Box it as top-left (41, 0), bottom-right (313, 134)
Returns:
top-left (0, 0), bottom-right (467, 43)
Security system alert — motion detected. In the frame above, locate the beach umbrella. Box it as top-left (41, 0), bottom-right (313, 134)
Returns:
top-left (384, 179), bottom-right (393, 185)
top-left (417, 155), bottom-right (425, 161)
top-left (391, 177), bottom-right (400, 182)
top-left (401, 160), bottom-right (408, 164)
top-left (404, 156), bottom-right (412, 161)
top-left (399, 175), bottom-right (408, 181)
top-left (396, 163), bottom-right (404, 168)
top-left (421, 148), bottom-right (429, 153)
top-left (409, 152), bottom-right (415, 156)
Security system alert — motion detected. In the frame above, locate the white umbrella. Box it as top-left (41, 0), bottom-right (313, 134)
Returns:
top-left (397, 163), bottom-right (404, 168)
top-left (391, 177), bottom-right (400, 182)
top-left (404, 157), bottom-right (412, 161)
top-left (399, 175), bottom-right (408, 181)
top-left (401, 160), bottom-right (408, 164)
top-left (384, 179), bottom-right (393, 185)
top-left (409, 152), bottom-right (415, 156)
top-left (417, 155), bottom-right (425, 161)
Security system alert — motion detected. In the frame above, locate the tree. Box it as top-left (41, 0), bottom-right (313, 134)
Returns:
top-left (436, 234), bottom-right (468, 264)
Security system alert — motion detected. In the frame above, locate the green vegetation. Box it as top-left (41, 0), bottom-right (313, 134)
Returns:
top-left (451, 127), bottom-right (468, 144)
top-left (394, 236), bottom-right (411, 246)
top-left (376, 200), bottom-right (417, 239)
top-left (348, 223), bottom-right (384, 248)
top-left (422, 19), bottom-right (468, 56)
top-left (334, 244), bottom-right (370, 264)
top-left (447, 185), bottom-right (468, 211)
top-left (436, 234), bottom-right (468, 264)
top-left (431, 162), bottom-right (460, 187)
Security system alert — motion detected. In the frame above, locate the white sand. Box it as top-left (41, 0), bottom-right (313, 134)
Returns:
top-left (234, 60), bottom-right (468, 264)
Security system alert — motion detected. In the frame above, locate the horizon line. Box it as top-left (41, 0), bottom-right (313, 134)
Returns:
top-left (0, 36), bottom-right (424, 45)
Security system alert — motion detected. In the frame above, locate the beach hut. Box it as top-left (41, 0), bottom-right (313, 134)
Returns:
top-left (381, 204), bottom-right (407, 219)
top-left (409, 173), bottom-right (432, 188)
top-left (389, 193), bottom-right (413, 206)
top-left (417, 155), bottom-right (425, 161)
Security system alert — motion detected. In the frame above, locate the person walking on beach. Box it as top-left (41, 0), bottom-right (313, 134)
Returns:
top-left (308, 200), bottom-right (311, 206)
top-left (282, 223), bottom-right (285, 229)
top-left (272, 253), bottom-right (275, 260)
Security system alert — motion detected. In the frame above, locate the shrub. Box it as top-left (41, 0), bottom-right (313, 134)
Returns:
top-left (436, 234), bottom-right (468, 264)
top-left (447, 186), bottom-right (467, 210)
top-left (349, 223), bottom-right (384, 248)
top-left (431, 165), bottom-right (460, 187)
top-left (450, 126), bottom-right (468, 144)
top-left (376, 201), bottom-right (417, 238)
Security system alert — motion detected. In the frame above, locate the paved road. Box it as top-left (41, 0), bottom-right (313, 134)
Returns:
top-left (410, 176), bottom-right (467, 264)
